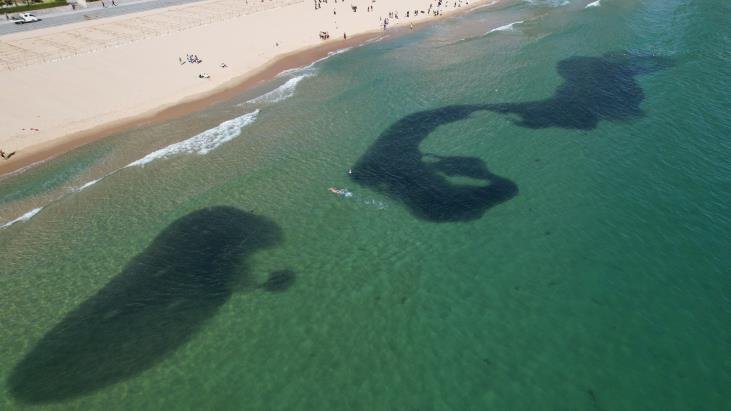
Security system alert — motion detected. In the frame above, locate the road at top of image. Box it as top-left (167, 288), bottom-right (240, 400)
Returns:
top-left (0, 0), bottom-right (208, 36)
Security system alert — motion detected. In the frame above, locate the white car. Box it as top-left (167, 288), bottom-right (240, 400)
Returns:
top-left (11, 13), bottom-right (42, 24)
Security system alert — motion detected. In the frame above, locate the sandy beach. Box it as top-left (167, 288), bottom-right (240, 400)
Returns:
top-left (0, 0), bottom-right (495, 176)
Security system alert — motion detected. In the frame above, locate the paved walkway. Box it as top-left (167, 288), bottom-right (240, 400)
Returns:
top-left (0, 0), bottom-right (208, 36)
top-left (0, 0), bottom-right (303, 70)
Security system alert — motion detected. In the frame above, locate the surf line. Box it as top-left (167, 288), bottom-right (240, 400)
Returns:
top-left (246, 76), bottom-right (311, 105)
top-left (486, 20), bottom-right (525, 35)
top-left (243, 46), bottom-right (357, 107)
top-left (1, 110), bottom-right (260, 230)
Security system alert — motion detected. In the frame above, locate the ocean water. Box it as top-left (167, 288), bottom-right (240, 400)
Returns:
top-left (1, 0), bottom-right (730, 409)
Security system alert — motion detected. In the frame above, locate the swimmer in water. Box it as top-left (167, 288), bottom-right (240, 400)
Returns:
top-left (328, 187), bottom-right (353, 197)
top-left (348, 168), bottom-right (352, 175)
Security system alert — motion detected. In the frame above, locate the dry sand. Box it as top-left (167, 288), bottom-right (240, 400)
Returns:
top-left (0, 0), bottom-right (495, 176)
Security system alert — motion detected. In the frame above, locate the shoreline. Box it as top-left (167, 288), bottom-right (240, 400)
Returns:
top-left (0, 30), bottom-right (384, 178)
top-left (0, 0), bottom-right (496, 178)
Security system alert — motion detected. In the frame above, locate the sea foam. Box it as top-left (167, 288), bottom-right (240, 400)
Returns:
top-left (1, 111), bottom-right (260, 229)
top-left (0, 207), bottom-right (43, 230)
top-left (472, 0), bottom-right (499, 12)
top-left (525, 0), bottom-right (570, 6)
top-left (73, 178), bottom-right (102, 192)
top-left (247, 75), bottom-right (310, 104)
top-left (244, 46), bottom-right (355, 105)
top-left (126, 110), bottom-right (259, 168)
top-left (486, 20), bottom-right (524, 34)
top-left (279, 47), bottom-right (353, 77)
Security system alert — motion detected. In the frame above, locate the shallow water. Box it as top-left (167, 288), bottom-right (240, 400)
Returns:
top-left (1, 0), bottom-right (730, 409)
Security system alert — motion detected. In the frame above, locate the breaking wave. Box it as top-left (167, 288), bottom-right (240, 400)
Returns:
top-left (126, 110), bottom-right (259, 168)
top-left (247, 75), bottom-right (311, 104)
top-left (471, 0), bottom-right (499, 12)
top-left (243, 46), bottom-right (357, 106)
top-left (585, 0), bottom-right (600, 8)
top-left (278, 47), bottom-right (353, 77)
top-left (73, 178), bottom-right (101, 192)
top-left (1, 111), bottom-right (260, 230)
top-left (0, 207), bottom-right (43, 230)
top-left (486, 20), bottom-right (524, 34)
top-left (524, 0), bottom-right (570, 6)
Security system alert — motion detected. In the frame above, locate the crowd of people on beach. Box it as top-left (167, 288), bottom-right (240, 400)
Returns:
top-left (180, 54), bottom-right (203, 65)
top-left (177, 53), bottom-right (229, 79)
top-left (315, 0), bottom-right (469, 36)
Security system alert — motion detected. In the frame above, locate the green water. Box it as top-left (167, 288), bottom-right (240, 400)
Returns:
top-left (1, 0), bottom-right (729, 409)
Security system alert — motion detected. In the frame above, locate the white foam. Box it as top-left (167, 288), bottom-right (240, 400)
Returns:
top-left (362, 36), bottom-right (387, 46)
top-left (0, 158), bottom-right (49, 180)
top-left (252, 46), bottom-right (355, 104)
top-left (323, 46), bottom-right (353, 58)
top-left (247, 75), bottom-right (310, 104)
top-left (0, 207), bottom-right (43, 230)
top-left (73, 178), bottom-right (102, 192)
top-left (330, 188), bottom-right (353, 198)
top-left (247, 46), bottom-right (355, 105)
top-left (472, 0), bottom-right (499, 12)
top-left (126, 110), bottom-right (259, 168)
top-left (585, 0), bottom-right (600, 8)
top-left (525, 0), bottom-right (570, 6)
top-left (278, 47), bottom-right (353, 76)
top-left (486, 20), bottom-right (524, 34)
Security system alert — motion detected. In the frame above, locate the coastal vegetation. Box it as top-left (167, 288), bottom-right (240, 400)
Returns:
top-left (1, 0), bottom-right (67, 14)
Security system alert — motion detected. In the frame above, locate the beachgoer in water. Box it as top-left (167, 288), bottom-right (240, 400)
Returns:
top-left (329, 187), bottom-right (353, 197)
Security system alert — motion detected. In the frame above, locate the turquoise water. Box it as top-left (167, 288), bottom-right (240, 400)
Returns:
top-left (1, 0), bottom-right (730, 408)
